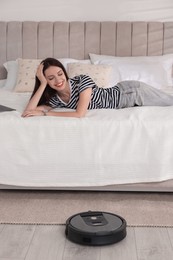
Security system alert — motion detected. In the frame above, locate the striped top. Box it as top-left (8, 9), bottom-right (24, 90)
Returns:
top-left (48, 75), bottom-right (120, 109)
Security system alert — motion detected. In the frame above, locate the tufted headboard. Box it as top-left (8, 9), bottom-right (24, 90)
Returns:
top-left (0, 21), bottom-right (173, 79)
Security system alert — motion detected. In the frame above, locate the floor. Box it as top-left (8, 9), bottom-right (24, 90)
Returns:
top-left (0, 224), bottom-right (173, 260)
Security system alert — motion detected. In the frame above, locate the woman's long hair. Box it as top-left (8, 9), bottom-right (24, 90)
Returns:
top-left (30, 57), bottom-right (69, 106)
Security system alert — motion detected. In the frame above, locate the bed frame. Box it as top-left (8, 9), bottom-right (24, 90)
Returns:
top-left (1, 21), bottom-right (173, 191)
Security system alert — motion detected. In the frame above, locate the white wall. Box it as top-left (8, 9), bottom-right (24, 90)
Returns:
top-left (1, 0), bottom-right (173, 21)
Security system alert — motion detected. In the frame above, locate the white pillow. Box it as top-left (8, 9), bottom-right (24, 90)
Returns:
top-left (13, 58), bottom-right (91, 92)
top-left (89, 53), bottom-right (173, 89)
top-left (0, 79), bottom-right (6, 88)
top-left (59, 58), bottom-right (91, 70)
top-left (67, 63), bottom-right (112, 88)
top-left (3, 60), bottom-right (18, 90)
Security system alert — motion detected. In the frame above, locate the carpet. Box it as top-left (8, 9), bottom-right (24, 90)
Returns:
top-left (0, 190), bottom-right (173, 227)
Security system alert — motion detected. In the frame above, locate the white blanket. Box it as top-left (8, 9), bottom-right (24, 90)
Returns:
top-left (0, 89), bottom-right (173, 187)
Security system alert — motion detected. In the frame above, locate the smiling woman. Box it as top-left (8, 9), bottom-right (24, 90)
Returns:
top-left (44, 66), bottom-right (70, 103)
top-left (22, 57), bottom-right (173, 119)
top-left (22, 58), bottom-right (94, 118)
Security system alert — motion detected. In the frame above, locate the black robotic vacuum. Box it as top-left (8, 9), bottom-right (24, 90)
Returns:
top-left (65, 211), bottom-right (127, 246)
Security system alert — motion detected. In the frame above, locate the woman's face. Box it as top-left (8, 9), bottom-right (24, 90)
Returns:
top-left (44, 66), bottom-right (68, 92)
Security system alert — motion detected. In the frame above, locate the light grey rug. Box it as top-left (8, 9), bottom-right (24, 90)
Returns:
top-left (0, 190), bottom-right (173, 227)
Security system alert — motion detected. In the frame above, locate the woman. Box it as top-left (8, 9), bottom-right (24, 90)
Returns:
top-left (22, 57), bottom-right (173, 118)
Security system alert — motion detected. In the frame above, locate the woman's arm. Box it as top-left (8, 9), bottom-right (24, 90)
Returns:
top-left (22, 87), bottom-right (92, 118)
top-left (47, 87), bottom-right (92, 117)
top-left (22, 64), bottom-right (49, 116)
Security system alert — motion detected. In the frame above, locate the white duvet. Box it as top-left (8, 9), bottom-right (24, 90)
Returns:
top-left (1, 88), bottom-right (173, 187)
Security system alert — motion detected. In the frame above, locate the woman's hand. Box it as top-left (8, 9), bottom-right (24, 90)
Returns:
top-left (36, 63), bottom-right (47, 85)
top-left (22, 109), bottom-right (45, 117)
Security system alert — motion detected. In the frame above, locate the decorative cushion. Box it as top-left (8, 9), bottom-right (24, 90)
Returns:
top-left (14, 59), bottom-right (41, 92)
top-left (67, 63), bottom-right (112, 88)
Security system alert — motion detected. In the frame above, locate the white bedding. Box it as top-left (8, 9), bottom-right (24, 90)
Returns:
top-left (1, 88), bottom-right (173, 187)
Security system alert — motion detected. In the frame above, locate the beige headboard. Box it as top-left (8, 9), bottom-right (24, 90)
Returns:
top-left (0, 21), bottom-right (173, 79)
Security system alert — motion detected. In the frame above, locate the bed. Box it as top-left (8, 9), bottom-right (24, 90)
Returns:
top-left (0, 21), bottom-right (173, 191)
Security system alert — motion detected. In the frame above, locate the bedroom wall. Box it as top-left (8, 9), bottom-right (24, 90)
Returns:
top-left (1, 0), bottom-right (173, 21)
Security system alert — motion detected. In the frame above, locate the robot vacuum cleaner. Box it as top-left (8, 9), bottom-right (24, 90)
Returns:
top-left (65, 211), bottom-right (127, 246)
